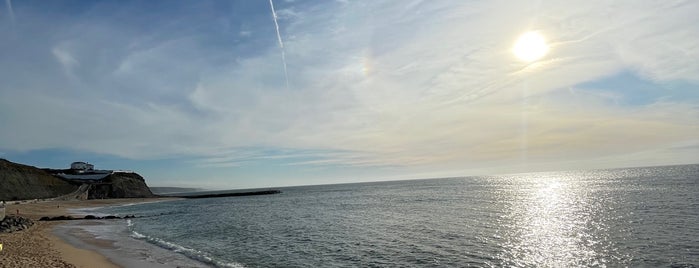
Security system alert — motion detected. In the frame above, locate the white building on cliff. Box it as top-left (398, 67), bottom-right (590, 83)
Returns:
top-left (70, 161), bottom-right (94, 171)
top-left (59, 162), bottom-right (112, 180)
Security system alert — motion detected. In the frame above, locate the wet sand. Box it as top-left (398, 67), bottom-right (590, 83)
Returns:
top-left (0, 198), bottom-right (176, 268)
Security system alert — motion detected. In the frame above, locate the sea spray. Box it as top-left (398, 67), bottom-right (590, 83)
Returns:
top-left (269, 0), bottom-right (290, 90)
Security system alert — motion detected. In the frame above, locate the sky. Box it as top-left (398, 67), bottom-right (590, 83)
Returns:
top-left (1, 0), bottom-right (698, 189)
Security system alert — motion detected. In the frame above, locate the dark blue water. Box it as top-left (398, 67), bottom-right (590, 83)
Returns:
top-left (99, 164), bottom-right (699, 267)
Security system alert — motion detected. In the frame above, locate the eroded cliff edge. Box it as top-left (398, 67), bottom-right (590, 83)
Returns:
top-left (0, 158), bottom-right (154, 200)
top-left (86, 172), bottom-right (155, 199)
top-left (0, 159), bottom-right (77, 200)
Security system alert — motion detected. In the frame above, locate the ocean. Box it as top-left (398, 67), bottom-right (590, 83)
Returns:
top-left (58, 164), bottom-right (699, 267)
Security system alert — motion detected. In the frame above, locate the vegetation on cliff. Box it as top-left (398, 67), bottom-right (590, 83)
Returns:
top-left (87, 172), bottom-right (155, 199)
top-left (0, 159), bottom-right (77, 200)
top-left (0, 159), bottom-right (154, 200)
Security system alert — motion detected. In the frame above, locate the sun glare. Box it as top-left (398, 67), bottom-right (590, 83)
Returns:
top-left (513, 31), bottom-right (549, 62)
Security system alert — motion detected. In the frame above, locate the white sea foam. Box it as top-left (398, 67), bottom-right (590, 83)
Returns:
top-left (68, 199), bottom-right (170, 217)
top-left (54, 219), bottom-right (217, 268)
top-left (67, 206), bottom-right (111, 217)
top-left (130, 230), bottom-right (146, 239)
top-left (57, 165), bottom-right (699, 267)
top-left (128, 227), bottom-right (245, 268)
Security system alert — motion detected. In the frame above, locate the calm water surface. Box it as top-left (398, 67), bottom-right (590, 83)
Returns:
top-left (99, 164), bottom-right (699, 267)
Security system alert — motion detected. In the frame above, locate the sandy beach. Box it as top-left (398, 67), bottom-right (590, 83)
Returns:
top-left (0, 198), bottom-right (176, 268)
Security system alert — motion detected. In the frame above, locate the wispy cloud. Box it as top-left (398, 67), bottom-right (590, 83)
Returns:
top-left (268, 0), bottom-right (290, 89)
top-left (0, 0), bottom-right (697, 179)
top-left (4, 0), bottom-right (14, 25)
top-left (51, 46), bottom-right (79, 78)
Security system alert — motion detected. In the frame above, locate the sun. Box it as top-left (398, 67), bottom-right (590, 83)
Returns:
top-left (512, 31), bottom-right (549, 62)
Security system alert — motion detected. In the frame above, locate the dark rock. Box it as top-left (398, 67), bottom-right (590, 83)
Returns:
top-left (0, 216), bottom-right (34, 233)
top-left (56, 215), bottom-right (74, 220)
top-left (86, 172), bottom-right (155, 199)
top-left (180, 190), bottom-right (281, 199)
top-left (40, 214), bottom-right (132, 221)
top-left (1, 158), bottom-right (157, 201)
top-left (39, 215), bottom-right (74, 221)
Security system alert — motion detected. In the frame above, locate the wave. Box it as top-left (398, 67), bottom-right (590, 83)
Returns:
top-left (68, 206), bottom-right (111, 217)
top-left (126, 221), bottom-right (244, 268)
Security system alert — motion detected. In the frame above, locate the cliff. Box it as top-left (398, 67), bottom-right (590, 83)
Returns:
top-left (87, 172), bottom-right (155, 199)
top-left (0, 159), bottom-right (78, 200)
top-left (0, 159), bottom-right (156, 200)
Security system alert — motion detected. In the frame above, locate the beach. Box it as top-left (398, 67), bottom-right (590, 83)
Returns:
top-left (1, 165), bottom-right (697, 267)
top-left (0, 198), bottom-right (173, 268)
top-left (83, 165), bottom-right (699, 267)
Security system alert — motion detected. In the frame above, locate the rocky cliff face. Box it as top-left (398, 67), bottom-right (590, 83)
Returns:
top-left (87, 172), bottom-right (155, 199)
top-left (0, 159), bottom-right (156, 200)
top-left (0, 159), bottom-right (78, 200)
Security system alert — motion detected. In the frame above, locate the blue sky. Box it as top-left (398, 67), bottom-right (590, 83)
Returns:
top-left (1, 0), bottom-right (698, 189)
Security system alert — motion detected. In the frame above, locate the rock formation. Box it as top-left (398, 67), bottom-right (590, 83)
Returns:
top-left (86, 172), bottom-right (155, 199)
top-left (0, 216), bottom-right (34, 233)
top-left (0, 158), bottom-right (155, 200)
top-left (0, 159), bottom-right (78, 201)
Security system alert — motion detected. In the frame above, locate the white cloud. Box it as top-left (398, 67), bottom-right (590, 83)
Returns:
top-left (0, 0), bottom-right (697, 174)
top-left (4, 0), bottom-right (14, 25)
top-left (275, 8), bottom-right (299, 20)
top-left (51, 46), bottom-right (79, 77)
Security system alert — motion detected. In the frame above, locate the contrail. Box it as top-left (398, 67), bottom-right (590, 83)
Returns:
top-left (5, 0), bottom-right (15, 25)
top-left (269, 0), bottom-right (290, 89)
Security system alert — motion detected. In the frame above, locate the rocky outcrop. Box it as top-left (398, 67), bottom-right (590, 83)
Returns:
top-left (87, 172), bottom-right (155, 199)
top-left (1, 158), bottom-right (156, 200)
top-left (0, 159), bottom-right (78, 201)
top-left (39, 214), bottom-right (136, 221)
top-left (0, 216), bottom-right (34, 233)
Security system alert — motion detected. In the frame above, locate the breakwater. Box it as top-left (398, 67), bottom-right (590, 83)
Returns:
top-left (177, 190), bottom-right (281, 199)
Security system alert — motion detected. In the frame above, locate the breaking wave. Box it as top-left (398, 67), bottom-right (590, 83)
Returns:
top-left (127, 221), bottom-right (244, 268)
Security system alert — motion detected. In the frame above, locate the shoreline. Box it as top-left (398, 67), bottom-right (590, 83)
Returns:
top-left (0, 198), bottom-right (181, 268)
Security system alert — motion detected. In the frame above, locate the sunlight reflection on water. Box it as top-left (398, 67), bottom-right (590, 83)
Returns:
top-left (500, 173), bottom-right (612, 267)
top-left (97, 165), bottom-right (699, 267)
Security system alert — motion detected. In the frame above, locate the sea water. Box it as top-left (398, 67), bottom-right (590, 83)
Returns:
top-left (85, 164), bottom-right (698, 267)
